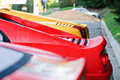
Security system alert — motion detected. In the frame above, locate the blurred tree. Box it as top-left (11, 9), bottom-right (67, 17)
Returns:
top-left (79, 0), bottom-right (106, 8)
top-left (104, 0), bottom-right (120, 22)
top-left (71, 0), bottom-right (75, 3)
top-left (71, 0), bottom-right (80, 5)
top-left (47, 0), bottom-right (59, 8)
top-left (12, 0), bottom-right (33, 13)
top-left (59, 0), bottom-right (81, 8)
top-left (59, 0), bottom-right (73, 8)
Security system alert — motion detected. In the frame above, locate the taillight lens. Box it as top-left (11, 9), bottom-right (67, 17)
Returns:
top-left (101, 53), bottom-right (108, 66)
top-left (73, 26), bottom-right (87, 38)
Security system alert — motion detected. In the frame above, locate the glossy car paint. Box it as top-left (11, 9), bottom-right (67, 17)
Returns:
top-left (0, 34), bottom-right (112, 80)
top-left (13, 42), bottom-right (112, 80)
top-left (0, 18), bottom-right (77, 45)
top-left (0, 17), bottom-right (112, 79)
top-left (0, 42), bottom-right (86, 80)
top-left (0, 8), bottom-right (89, 38)
top-left (0, 9), bottom-right (112, 80)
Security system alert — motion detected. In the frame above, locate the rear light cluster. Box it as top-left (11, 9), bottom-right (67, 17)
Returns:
top-left (101, 53), bottom-right (109, 72)
top-left (73, 26), bottom-right (87, 38)
top-left (56, 23), bottom-right (88, 39)
top-left (58, 37), bottom-right (88, 46)
top-left (101, 54), bottom-right (108, 66)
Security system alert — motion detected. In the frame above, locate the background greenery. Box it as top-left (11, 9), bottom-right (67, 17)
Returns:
top-left (103, 13), bottom-right (120, 43)
top-left (12, 0), bottom-right (33, 13)
top-left (79, 0), bottom-right (106, 8)
top-left (47, 0), bottom-right (59, 8)
top-left (104, 0), bottom-right (120, 22)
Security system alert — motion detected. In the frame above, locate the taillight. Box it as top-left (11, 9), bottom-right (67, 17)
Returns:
top-left (101, 53), bottom-right (109, 72)
top-left (73, 26), bottom-right (87, 38)
top-left (101, 53), bottom-right (108, 66)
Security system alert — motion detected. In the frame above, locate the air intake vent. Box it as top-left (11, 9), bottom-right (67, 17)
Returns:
top-left (72, 39), bottom-right (75, 42)
top-left (77, 39), bottom-right (82, 45)
top-left (58, 37), bottom-right (88, 46)
top-left (56, 23), bottom-right (74, 27)
top-left (84, 40), bottom-right (88, 46)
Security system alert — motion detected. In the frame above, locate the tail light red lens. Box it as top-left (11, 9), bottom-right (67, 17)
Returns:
top-left (73, 26), bottom-right (87, 38)
top-left (101, 53), bottom-right (108, 66)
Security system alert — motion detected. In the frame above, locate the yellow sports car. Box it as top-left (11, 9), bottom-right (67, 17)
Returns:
top-left (0, 8), bottom-right (89, 38)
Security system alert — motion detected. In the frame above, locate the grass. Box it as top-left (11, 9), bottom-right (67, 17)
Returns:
top-left (103, 13), bottom-right (120, 43)
top-left (60, 6), bottom-right (79, 11)
top-left (60, 6), bottom-right (74, 11)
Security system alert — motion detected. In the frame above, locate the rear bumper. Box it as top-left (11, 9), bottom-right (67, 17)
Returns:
top-left (85, 62), bottom-right (113, 80)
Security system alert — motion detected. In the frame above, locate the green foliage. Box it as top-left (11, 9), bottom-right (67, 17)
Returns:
top-left (104, 0), bottom-right (120, 22)
top-left (103, 0), bottom-right (114, 8)
top-left (59, 0), bottom-right (81, 8)
top-left (79, 0), bottom-right (106, 8)
top-left (60, 6), bottom-right (74, 11)
top-left (49, 3), bottom-right (59, 7)
top-left (103, 13), bottom-right (120, 43)
top-left (60, 6), bottom-right (79, 11)
top-left (12, 0), bottom-right (33, 13)
top-left (47, 0), bottom-right (59, 8)
top-left (59, 0), bottom-right (73, 8)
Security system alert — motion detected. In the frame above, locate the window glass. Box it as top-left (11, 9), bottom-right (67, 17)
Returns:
top-left (0, 46), bottom-right (32, 78)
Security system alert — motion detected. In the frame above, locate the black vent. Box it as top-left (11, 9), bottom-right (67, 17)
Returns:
top-left (72, 38), bottom-right (75, 42)
top-left (84, 40), bottom-right (88, 46)
top-left (77, 39), bottom-right (81, 45)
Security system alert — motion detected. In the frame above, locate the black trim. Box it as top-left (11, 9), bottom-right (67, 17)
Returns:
top-left (1, 17), bottom-right (23, 26)
top-left (72, 38), bottom-right (75, 42)
top-left (77, 39), bottom-right (81, 45)
top-left (84, 40), bottom-right (88, 46)
top-left (0, 46), bottom-right (32, 79)
top-left (0, 30), bottom-right (10, 42)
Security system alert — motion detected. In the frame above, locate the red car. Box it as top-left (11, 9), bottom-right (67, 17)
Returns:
top-left (13, 37), bottom-right (112, 80)
top-left (0, 42), bottom-right (86, 80)
top-left (0, 16), bottom-right (112, 80)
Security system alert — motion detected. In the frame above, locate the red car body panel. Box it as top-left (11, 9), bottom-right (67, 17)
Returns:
top-left (0, 14), bottom-right (112, 80)
top-left (13, 39), bottom-right (107, 73)
top-left (13, 43), bottom-right (112, 80)
top-left (85, 62), bottom-right (112, 80)
top-left (0, 42), bottom-right (86, 80)
top-left (0, 19), bottom-right (74, 45)
top-left (0, 39), bottom-right (112, 80)
top-left (0, 12), bottom-right (82, 38)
